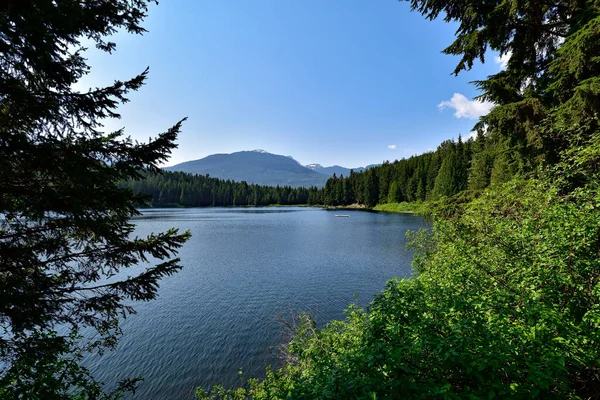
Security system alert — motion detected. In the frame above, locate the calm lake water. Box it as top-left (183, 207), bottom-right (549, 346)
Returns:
top-left (85, 207), bottom-right (426, 399)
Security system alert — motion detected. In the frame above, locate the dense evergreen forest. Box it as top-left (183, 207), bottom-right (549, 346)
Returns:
top-left (123, 171), bottom-right (315, 207)
top-left (319, 133), bottom-right (493, 207)
top-left (124, 132), bottom-right (497, 208)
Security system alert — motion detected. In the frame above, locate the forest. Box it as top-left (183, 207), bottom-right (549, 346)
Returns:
top-left (123, 132), bottom-right (502, 209)
top-left (123, 171), bottom-right (314, 207)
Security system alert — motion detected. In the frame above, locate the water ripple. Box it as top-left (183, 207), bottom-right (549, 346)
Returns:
top-left (84, 207), bottom-right (426, 399)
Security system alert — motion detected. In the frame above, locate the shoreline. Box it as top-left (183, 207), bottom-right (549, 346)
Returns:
top-left (136, 202), bottom-right (427, 215)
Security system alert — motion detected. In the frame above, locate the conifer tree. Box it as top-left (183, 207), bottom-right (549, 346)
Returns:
top-left (364, 169), bottom-right (379, 208)
top-left (404, 0), bottom-right (597, 171)
top-left (455, 135), bottom-right (469, 191)
top-left (468, 131), bottom-right (493, 190)
top-left (433, 142), bottom-right (460, 197)
top-left (387, 181), bottom-right (402, 203)
top-left (0, 1), bottom-right (190, 397)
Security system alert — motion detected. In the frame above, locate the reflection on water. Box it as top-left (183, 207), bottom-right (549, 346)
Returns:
top-left (133, 207), bottom-right (309, 221)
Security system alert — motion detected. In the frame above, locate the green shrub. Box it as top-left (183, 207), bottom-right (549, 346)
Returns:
top-left (196, 178), bottom-right (600, 399)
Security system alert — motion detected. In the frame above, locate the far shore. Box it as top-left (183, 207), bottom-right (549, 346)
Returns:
top-left (136, 202), bottom-right (426, 215)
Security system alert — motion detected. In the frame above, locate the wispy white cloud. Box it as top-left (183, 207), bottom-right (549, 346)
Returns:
top-left (387, 144), bottom-right (397, 150)
top-left (494, 51), bottom-right (511, 70)
top-left (438, 93), bottom-right (494, 120)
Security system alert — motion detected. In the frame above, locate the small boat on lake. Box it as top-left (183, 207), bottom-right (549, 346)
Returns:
top-left (334, 214), bottom-right (350, 217)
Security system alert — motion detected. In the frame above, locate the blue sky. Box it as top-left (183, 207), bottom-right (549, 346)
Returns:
top-left (77, 0), bottom-right (504, 168)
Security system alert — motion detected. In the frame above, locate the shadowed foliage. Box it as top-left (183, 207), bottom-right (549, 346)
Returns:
top-left (0, 1), bottom-right (190, 398)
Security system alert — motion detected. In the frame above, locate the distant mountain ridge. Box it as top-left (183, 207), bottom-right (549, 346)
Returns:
top-left (164, 150), bottom-right (375, 187)
top-left (304, 163), bottom-right (379, 177)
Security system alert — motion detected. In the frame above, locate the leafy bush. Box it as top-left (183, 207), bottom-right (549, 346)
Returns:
top-left (196, 178), bottom-right (600, 399)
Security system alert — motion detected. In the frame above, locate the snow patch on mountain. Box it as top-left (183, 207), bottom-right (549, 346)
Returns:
top-left (305, 163), bottom-right (323, 170)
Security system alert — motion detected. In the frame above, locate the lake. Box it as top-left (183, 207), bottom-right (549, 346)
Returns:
top-left (85, 207), bottom-right (426, 399)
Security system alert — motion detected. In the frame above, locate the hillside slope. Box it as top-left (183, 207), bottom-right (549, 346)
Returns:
top-left (165, 150), bottom-right (328, 187)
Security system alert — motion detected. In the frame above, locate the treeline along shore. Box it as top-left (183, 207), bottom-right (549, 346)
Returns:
top-left (123, 132), bottom-right (507, 209)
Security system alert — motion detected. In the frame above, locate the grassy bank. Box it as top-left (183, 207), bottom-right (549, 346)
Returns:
top-left (321, 202), bottom-right (430, 215)
top-left (373, 201), bottom-right (429, 215)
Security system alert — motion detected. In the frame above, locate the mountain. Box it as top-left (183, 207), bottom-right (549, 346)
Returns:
top-left (305, 164), bottom-right (355, 177)
top-left (304, 163), bottom-right (378, 177)
top-left (164, 150), bottom-right (329, 187)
